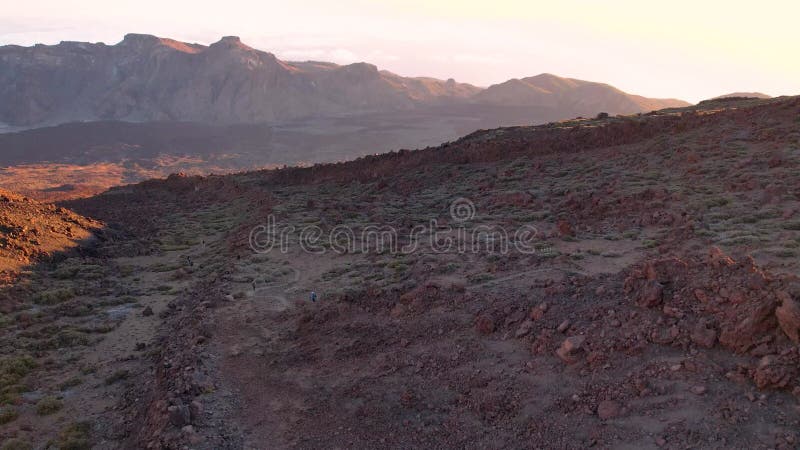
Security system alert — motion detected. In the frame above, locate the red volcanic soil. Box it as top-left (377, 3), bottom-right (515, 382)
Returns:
top-left (1, 96), bottom-right (800, 449)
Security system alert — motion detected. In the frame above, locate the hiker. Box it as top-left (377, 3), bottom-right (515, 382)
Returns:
top-left (252, 280), bottom-right (257, 291)
top-left (309, 291), bottom-right (317, 303)
top-left (186, 255), bottom-right (193, 266)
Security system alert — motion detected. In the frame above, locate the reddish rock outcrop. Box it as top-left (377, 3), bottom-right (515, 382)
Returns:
top-left (775, 291), bottom-right (800, 344)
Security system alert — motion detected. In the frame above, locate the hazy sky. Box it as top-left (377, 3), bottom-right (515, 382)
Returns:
top-left (2, 1), bottom-right (799, 103)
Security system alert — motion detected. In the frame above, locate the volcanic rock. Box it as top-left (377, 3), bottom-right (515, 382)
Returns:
top-left (691, 321), bottom-right (718, 348)
top-left (597, 400), bottom-right (622, 419)
top-left (556, 335), bottom-right (586, 364)
top-left (775, 291), bottom-right (800, 344)
top-left (475, 315), bottom-right (495, 335)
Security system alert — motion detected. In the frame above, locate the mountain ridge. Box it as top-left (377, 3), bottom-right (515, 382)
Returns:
top-left (0, 34), bottom-right (689, 128)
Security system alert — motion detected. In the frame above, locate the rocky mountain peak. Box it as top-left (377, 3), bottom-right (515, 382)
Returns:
top-left (120, 33), bottom-right (162, 47)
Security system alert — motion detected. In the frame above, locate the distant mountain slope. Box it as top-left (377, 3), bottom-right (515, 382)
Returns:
top-left (0, 35), bottom-right (688, 128)
top-left (712, 92), bottom-right (772, 100)
top-left (472, 73), bottom-right (690, 116)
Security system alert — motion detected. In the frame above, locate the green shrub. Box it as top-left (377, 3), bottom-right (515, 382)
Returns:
top-left (59, 377), bottom-right (83, 390)
top-left (53, 266), bottom-right (80, 279)
top-left (783, 221), bottom-right (800, 231)
top-left (53, 422), bottom-right (91, 450)
top-left (1, 438), bottom-right (32, 450)
top-left (705, 197), bottom-right (730, 208)
top-left (622, 230), bottom-right (639, 239)
top-left (0, 356), bottom-right (36, 391)
top-left (38, 330), bottom-right (90, 350)
top-left (36, 396), bottom-right (63, 415)
top-left (33, 288), bottom-right (76, 305)
top-left (468, 273), bottom-right (494, 284)
top-left (0, 406), bottom-right (18, 424)
top-left (642, 239), bottom-right (659, 249)
top-left (436, 263), bottom-right (458, 274)
top-left (104, 369), bottom-right (129, 385)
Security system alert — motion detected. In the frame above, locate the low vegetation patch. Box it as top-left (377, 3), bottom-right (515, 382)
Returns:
top-left (33, 287), bottom-right (76, 305)
top-left (0, 406), bottom-right (18, 424)
top-left (0, 356), bottom-right (36, 393)
top-left (51, 421), bottom-right (91, 450)
top-left (104, 369), bottom-right (129, 385)
top-left (1, 438), bottom-right (32, 450)
top-left (36, 396), bottom-right (63, 415)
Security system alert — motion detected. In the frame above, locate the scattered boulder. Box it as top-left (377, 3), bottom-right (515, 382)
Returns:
top-left (693, 289), bottom-right (709, 303)
top-left (556, 335), bottom-right (586, 364)
top-left (644, 257), bottom-right (689, 283)
top-left (719, 300), bottom-right (778, 353)
top-left (142, 306), bottom-right (154, 317)
top-left (638, 280), bottom-right (664, 307)
top-left (746, 271), bottom-right (768, 291)
top-left (515, 320), bottom-right (535, 338)
top-left (530, 303), bottom-right (547, 320)
top-left (475, 315), bottom-right (495, 335)
top-left (596, 400), bottom-right (622, 419)
top-left (752, 355), bottom-right (798, 390)
top-left (557, 220), bottom-right (575, 237)
top-left (690, 320), bottom-right (718, 348)
top-left (690, 385), bottom-right (707, 395)
top-left (189, 400), bottom-right (204, 423)
top-left (594, 285), bottom-right (606, 296)
top-left (390, 303), bottom-right (407, 319)
top-left (662, 305), bottom-right (684, 318)
top-left (708, 246), bottom-right (735, 268)
top-left (557, 320), bottom-right (571, 333)
top-left (182, 425), bottom-right (203, 445)
top-left (168, 403), bottom-right (192, 427)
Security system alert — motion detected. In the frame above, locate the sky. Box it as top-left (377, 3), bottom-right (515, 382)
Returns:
top-left (2, 1), bottom-right (799, 103)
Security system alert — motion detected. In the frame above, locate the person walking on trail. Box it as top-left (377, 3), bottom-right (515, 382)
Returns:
top-left (310, 291), bottom-right (317, 303)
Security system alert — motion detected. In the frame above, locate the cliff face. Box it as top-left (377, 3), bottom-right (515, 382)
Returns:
top-left (0, 34), bottom-right (480, 127)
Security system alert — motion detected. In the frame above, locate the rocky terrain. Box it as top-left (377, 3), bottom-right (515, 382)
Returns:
top-left (0, 96), bottom-right (799, 449)
top-left (0, 34), bottom-right (687, 129)
top-left (0, 189), bottom-right (100, 286)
